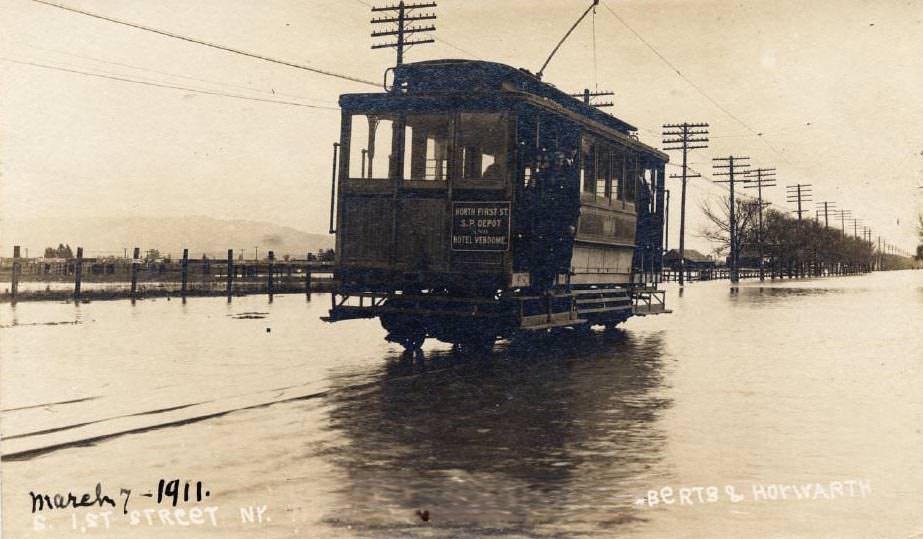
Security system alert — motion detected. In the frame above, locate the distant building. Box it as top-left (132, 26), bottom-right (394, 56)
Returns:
top-left (662, 249), bottom-right (716, 271)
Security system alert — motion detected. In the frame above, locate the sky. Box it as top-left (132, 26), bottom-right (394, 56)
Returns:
top-left (2, 0), bottom-right (922, 255)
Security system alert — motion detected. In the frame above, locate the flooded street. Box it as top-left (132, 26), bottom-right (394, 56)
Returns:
top-left (2, 270), bottom-right (922, 538)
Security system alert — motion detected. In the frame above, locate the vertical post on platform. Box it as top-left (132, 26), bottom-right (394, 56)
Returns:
top-left (180, 248), bottom-right (189, 299)
top-left (11, 246), bottom-right (21, 302)
top-left (267, 250), bottom-right (274, 298)
top-left (226, 249), bottom-right (234, 301)
top-left (74, 247), bottom-right (83, 302)
top-left (130, 247), bottom-right (140, 303)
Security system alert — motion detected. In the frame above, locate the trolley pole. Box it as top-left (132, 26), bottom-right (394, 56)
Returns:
top-left (663, 122), bottom-right (709, 286)
top-left (744, 167), bottom-right (776, 281)
top-left (713, 155), bottom-right (751, 284)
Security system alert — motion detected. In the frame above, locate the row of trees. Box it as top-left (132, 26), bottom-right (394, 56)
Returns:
top-left (700, 197), bottom-right (878, 277)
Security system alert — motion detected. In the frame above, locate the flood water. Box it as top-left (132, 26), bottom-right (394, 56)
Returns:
top-left (2, 270), bottom-right (921, 538)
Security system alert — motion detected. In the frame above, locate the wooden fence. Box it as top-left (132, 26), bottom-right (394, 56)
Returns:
top-left (1, 246), bottom-right (335, 303)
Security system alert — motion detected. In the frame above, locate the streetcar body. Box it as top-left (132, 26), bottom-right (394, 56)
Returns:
top-left (326, 60), bottom-right (669, 350)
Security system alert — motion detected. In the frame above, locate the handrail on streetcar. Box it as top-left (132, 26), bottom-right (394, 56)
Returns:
top-left (329, 142), bottom-right (340, 234)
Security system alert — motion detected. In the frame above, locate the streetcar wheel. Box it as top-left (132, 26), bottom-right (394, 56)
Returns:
top-left (387, 330), bottom-right (426, 352)
top-left (453, 335), bottom-right (495, 355)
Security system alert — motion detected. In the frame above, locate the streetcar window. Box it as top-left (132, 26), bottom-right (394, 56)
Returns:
top-left (596, 146), bottom-right (611, 198)
top-left (625, 155), bottom-right (638, 203)
top-left (349, 114), bottom-right (397, 179)
top-left (403, 114), bottom-right (451, 181)
top-left (458, 113), bottom-right (507, 180)
top-left (581, 137), bottom-right (594, 193)
top-left (611, 151), bottom-right (624, 200)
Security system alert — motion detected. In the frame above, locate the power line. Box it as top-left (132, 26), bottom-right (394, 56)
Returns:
top-left (600, 0), bottom-right (794, 167)
top-left (2, 57), bottom-right (340, 110)
top-left (12, 39), bottom-right (339, 105)
top-left (31, 0), bottom-right (379, 87)
top-left (601, 2), bottom-right (755, 134)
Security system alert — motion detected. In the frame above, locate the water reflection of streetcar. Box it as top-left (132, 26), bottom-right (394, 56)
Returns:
top-left (324, 60), bottom-right (669, 352)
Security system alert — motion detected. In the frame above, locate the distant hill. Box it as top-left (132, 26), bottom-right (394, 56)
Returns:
top-left (1, 216), bottom-right (334, 259)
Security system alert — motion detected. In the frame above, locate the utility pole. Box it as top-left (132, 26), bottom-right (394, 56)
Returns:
top-left (713, 155), bottom-right (751, 284)
top-left (878, 236), bottom-right (881, 270)
top-left (786, 183), bottom-right (813, 220)
top-left (744, 167), bottom-right (776, 281)
top-left (849, 218), bottom-right (862, 238)
top-left (664, 190), bottom-right (670, 252)
top-left (815, 201), bottom-right (836, 228)
top-left (569, 89), bottom-right (614, 108)
top-left (371, 1), bottom-right (437, 67)
top-left (833, 209), bottom-right (852, 233)
top-left (663, 122), bottom-right (709, 286)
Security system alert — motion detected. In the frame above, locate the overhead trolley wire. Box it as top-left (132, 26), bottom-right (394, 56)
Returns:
top-left (601, 1), bottom-right (794, 167)
top-left (1, 57), bottom-right (341, 110)
top-left (31, 0), bottom-right (380, 88)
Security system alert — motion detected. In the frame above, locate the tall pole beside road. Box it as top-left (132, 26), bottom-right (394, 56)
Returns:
top-left (663, 122), bottom-right (709, 286)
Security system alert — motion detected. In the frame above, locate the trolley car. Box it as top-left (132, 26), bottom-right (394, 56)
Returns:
top-left (325, 60), bottom-right (669, 352)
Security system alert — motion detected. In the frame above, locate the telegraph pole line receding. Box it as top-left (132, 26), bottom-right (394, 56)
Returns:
top-left (786, 183), bottom-right (813, 221)
top-left (744, 167), bottom-right (776, 281)
top-left (663, 122), bottom-right (709, 286)
top-left (371, 1), bottom-right (437, 67)
top-left (713, 155), bottom-right (751, 284)
top-left (833, 209), bottom-right (852, 234)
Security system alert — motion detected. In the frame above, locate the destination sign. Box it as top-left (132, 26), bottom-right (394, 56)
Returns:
top-left (451, 201), bottom-right (511, 252)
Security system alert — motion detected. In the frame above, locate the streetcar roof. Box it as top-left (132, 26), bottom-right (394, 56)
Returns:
top-left (339, 59), bottom-right (668, 163)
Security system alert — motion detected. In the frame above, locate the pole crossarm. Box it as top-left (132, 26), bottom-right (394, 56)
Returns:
top-left (661, 121), bottom-right (710, 286)
top-left (712, 155), bottom-right (750, 283)
top-left (785, 183), bottom-right (813, 220)
top-left (370, 1), bottom-right (437, 66)
top-left (743, 166), bottom-right (776, 280)
top-left (569, 89), bottom-right (615, 108)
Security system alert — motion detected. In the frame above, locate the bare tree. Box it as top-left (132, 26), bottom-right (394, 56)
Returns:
top-left (698, 195), bottom-right (759, 258)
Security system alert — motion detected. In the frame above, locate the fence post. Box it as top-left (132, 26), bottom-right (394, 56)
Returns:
top-left (11, 246), bottom-right (21, 301)
top-left (226, 249), bottom-right (234, 301)
top-left (74, 247), bottom-right (83, 302)
top-left (130, 247), bottom-right (140, 302)
top-left (267, 251), bottom-right (274, 298)
top-left (180, 248), bottom-right (189, 299)
top-left (305, 253), bottom-right (312, 299)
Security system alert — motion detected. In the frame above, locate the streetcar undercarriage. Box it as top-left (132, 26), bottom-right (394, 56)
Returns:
top-left (324, 286), bottom-right (667, 352)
